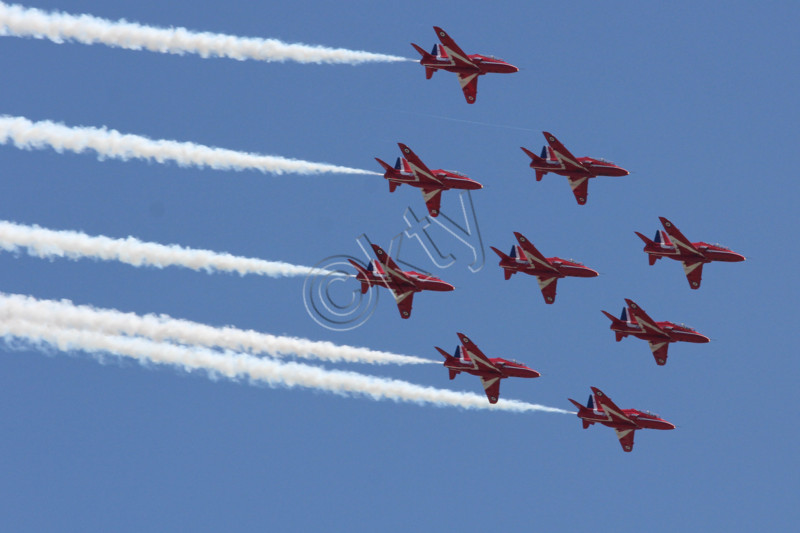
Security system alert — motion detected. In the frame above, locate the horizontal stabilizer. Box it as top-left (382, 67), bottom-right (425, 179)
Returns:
top-left (435, 346), bottom-right (455, 361)
top-left (601, 309), bottom-right (624, 328)
top-left (411, 42), bottom-right (433, 61)
top-left (374, 157), bottom-right (393, 173)
top-left (634, 231), bottom-right (654, 246)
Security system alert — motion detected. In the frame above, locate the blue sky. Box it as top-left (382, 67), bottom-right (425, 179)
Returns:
top-left (1, 1), bottom-right (798, 531)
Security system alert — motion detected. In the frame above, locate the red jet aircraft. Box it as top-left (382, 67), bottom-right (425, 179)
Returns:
top-left (568, 387), bottom-right (675, 452)
top-left (375, 143), bottom-right (482, 217)
top-left (411, 26), bottom-right (518, 104)
top-left (435, 332), bottom-right (540, 404)
top-left (602, 298), bottom-right (709, 365)
top-left (348, 244), bottom-right (453, 319)
top-left (490, 231), bottom-right (598, 304)
top-left (635, 216), bottom-right (745, 289)
top-left (521, 131), bottom-right (629, 205)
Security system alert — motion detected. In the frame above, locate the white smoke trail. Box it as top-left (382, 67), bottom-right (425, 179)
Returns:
top-left (0, 2), bottom-right (411, 64)
top-left (0, 219), bottom-right (331, 278)
top-left (0, 318), bottom-right (571, 414)
top-left (0, 292), bottom-right (433, 366)
top-left (0, 115), bottom-right (379, 175)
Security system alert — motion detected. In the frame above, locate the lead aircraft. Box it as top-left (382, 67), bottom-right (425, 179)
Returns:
top-left (490, 231), bottom-right (598, 304)
top-left (348, 244), bottom-right (453, 319)
top-left (375, 143), bottom-right (482, 217)
top-left (411, 26), bottom-right (518, 103)
top-left (435, 332), bottom-right (540, 404)
top-left (602, 298), bottom-right (709, 365)
top-left (635, 216), bottom-right (745, 289)
top-left (521, 131), bottom-right (629, 205)
top-left (568, 387), bottom-right (675, 452)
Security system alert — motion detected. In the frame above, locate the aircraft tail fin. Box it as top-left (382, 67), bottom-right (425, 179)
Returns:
top-left (520, 146), bottom-right (548, 181)
top-left (568, 397), bottom-right (595, 427)
top-left (435, 347), bottom-right (460, 380)
top-left (634, 231), bottom-right (661, 265)
top-left (348, 259), bottom-right (372, 294)
top-left (601, 310), bottom-right (627, 341)
top-left (489, 247), bottom-right (516, 280)
top-left (374, 158), bottom-right (399, 193)
top-left (411, 43), bottom-right (436, 79)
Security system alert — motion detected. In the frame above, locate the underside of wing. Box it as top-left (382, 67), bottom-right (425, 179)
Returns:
top-left (457, 334), bottom-right (499, 373)
top-left (614, 428), bottom-right (636, 452)
top-left (648, 341), bottom-right (670, 366)
top-left (393, 289), bottom-right (415, 319)
top-left (682, 260), bottom-right (704, 289)
top-left (626, 304), bottom-right (667, 337)
top-left (514, 233), bottom-right (557, 272)
top-left (457, 72), bottom-right (479, 103)
top-left (421, 187), bottom-right (443, 217)
top-left (543, 132), bottom-right (586, 173)
top-left (593, 390), bottom-right (634, 426)
top-left (536, 275), bottom-right (558, 304)
top-left (397, 144), bottom-right (442, 185)
top-left (567, 176), bottom-right (590, 205)
top-left (479, 376), bottom-right (502, 404)
top-left (660, 218), bottom-right (702, 257)
top-left (434, 27), bottom-right (476, 69)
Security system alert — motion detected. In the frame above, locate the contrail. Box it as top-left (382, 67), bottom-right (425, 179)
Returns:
top-left (0, 318), bottom-right (571, 414)
top-left (0, 2), bottom-right (411, 64)
top-left (0, 115), bottom-right (379, 175)
top-left (0, 292), bottom-right (433, 366)
top-left (0, 219), bottom-right (329, 278)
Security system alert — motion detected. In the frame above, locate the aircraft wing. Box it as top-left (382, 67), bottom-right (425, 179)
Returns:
top-left (457, 72), bottom-right (479, 103)
top-left (536, 275), bottom-right (558, 304)
top-left (371, 244), bottom-right (416, 289)
top-left (648, 341), bottom-right (669, 366)
top-left (513, 232), bottom-right (558, 273)
top-left (397, 144), bottom-right (442, 186)
top-left (567, 176), bottom-right (590, 205)
top-left (392, 288), bottom-right (415, 319)
top-left (543, 132), bottom-right (587, 173)
top-left (421, 188), bottom-right (443, 217)
top-left (457, 333), bottom-right (500, 373)
top-left (682, 260), bottom-right (704, 289)
top-left (433, 27), bottom-right (476, 69)
top-left (614, 428), bottom-right (636, 452)
top-left (591, 387), bottom-right (635, 426)
top-left (479, 376), bottom-right (502, 404)
top-left (624, 300), bottom-right (668, 338)
top-left (659, 217), bottom-right (703, 257)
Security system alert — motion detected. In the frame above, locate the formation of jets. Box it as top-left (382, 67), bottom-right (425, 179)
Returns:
top-left (348, 27), bottom-right (745, 451)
